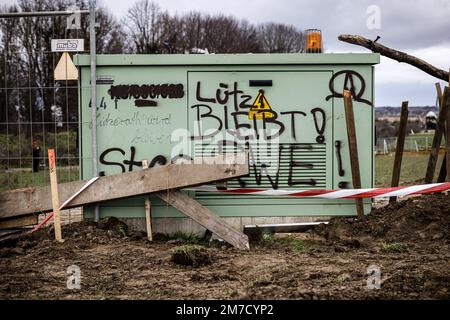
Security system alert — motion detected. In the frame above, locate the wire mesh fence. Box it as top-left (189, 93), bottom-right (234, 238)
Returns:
top-left (0, 10), bottom-right (94, 225)
top-left (375, 134), bottom-right (438, 154)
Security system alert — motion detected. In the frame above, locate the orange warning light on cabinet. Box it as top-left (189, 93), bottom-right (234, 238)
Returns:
top-left (306, 29), bottom-right (322, 53)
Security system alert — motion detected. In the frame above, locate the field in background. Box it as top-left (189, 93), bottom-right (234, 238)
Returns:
top-left (375, 151), bottom-right (444, 187)
top-left (0, 166), bottom-right (79, 192)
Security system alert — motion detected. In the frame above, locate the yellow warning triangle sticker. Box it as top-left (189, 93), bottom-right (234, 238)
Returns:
top-left (248, 90), bottom-right (274, 120)
top-left (54, 52), bottom-right (78, 81)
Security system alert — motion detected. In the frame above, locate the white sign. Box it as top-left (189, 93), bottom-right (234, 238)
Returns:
top-left (51, 39), bottom-right (84, 52)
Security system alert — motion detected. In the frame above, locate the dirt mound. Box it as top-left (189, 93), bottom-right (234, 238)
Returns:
top-left (0, 208), bottom-right (449, 299)
top-left (97, 217), bottom-right (128, 236)
top-left (170, 245), bottom-right (212, 267)
top-left (0, 217), bottom-right (137, 254)
top-left (314, 194), bottom-right (450, 244)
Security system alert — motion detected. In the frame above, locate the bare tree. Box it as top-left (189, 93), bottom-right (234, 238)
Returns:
top-left (0, 0), bottom-right (127, 132)
top-left (159, 12), bottom-right (182, 53)
top-left (234, 20), bottom-right (261, 53)
top-left (123, 0), bottom-right (165, 53)
top-left (120, 2), bottom-right (304, 54)
top-left (0, 4), bottom-right (21, 125)
top-left (176, 13), bottom-right (261, 54)
top-left (257, 22), bottom-right (305, 53)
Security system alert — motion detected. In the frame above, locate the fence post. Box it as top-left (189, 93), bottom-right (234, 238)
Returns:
top-left (425, 86), bottom-right (450, 183)
top-left (343, 90), bottom-right (364, 219)
top-left (444, 87), bottom-right (450, 182)
top-left (48, 149), bottom-right (63, 242)
top-left (389, 101), bottom-right (409, 203)
top-left (89, 1), bottom-right (100, 221)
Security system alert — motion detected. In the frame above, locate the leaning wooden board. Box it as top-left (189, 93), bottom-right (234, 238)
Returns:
top-left (0, 215), bottom-right (38, 229)
top-left (0, 153), bottom-right (248, 220)
top-left (156, 190), bottom-right (249, 250)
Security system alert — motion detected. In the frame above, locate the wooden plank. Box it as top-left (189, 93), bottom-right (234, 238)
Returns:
top-left (0, 229), bottom-right (26, 242)
top-left (389, 101), bottom-right (409, 203)
top-left (141, 160), bottom-right (153, 241)
top-left (436, 82), bottom-right (443, 107)
top-left (0, 153), bottom-right (248, 220)
top-left (48, 149), bottom-right (63, 242)
top-left (343, 90), bottom-right (364, 219)
top-left (0, 215), bottom-right (38, 229)
top-left (155, 190), bottom-right (250, 250)
top-left (425, 85), bottom-right (450, 183)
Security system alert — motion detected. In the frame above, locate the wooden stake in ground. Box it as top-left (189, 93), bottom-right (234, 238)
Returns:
top-left (435, 84), bottom-right (447, 182)
top-left (446, 71), bottom-right (450, 182)
top-left (389, 101), bottom-right (409, 203)
top-left (425, 87), bottom-right (450, 183)
top-left (444, 88), bottom-right (450, 182)
top-left (141, 160), bottom-right (153, 241)
top-left (48, 149), bottom-right (63, 242)
top-left (343, 90), bottom-right (364, 219)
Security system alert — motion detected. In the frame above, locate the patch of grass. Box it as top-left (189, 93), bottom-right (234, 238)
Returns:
top-left (260, 232), bottom-right (275, 245)
top-left (170, 231), bottom-right (203, 244)
top-left (0, 166), bottom-right (80, 191)
top-left (259, 233), bottom-right (307, 251)
top-left (381, 242), bottom-right (406, 253)
top-left (278, 236), bottom-right (307, 252)
top-left (335, 273), bottom-right (351, 284)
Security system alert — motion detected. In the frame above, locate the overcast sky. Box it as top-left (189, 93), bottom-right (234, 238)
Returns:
top-left (2, 0), bottom-right (450, 106)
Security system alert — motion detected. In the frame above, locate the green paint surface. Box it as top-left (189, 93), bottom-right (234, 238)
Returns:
top-left (77, 53), bottom-right (379, 218)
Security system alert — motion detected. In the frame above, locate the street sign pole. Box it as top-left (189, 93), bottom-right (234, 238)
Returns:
top-left (89, 0), bottom-right (100, 221)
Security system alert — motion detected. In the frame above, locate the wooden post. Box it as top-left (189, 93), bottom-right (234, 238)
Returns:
top-left (389, 101), bottom-right (409, 203)
top-left (48, 149), bottom-right (63, 242)
top-left (435, 84), bottom-right (447, 182)
top-left (447, 72), bottom-right (450, 182)
top-left (445, 87), bottom-right (450, 182)
top-left (437, 155), bottom-right (447, 183)
top-left (141, 160), bottom-right (153, 241)
top-left (425, 86), bottom-right (450, 183)
top-left (445, 71), bottom-right (450, 182)
top-left (343, 90), bottom-right (364, 219)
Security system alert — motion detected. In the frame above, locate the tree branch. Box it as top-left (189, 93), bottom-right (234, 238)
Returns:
top-left (339, 34), bottom-right (449, 82)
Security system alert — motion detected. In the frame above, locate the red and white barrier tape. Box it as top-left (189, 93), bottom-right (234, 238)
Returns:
top-left (31, 176), bottom-right (99, 233)
top-left (186, 182), bottom-right (450, 199)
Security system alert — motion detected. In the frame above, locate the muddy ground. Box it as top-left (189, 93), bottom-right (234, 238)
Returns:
top-left (0, 194), bottom-right (449, 300)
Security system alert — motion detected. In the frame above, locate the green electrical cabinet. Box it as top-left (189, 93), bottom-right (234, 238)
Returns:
top-left (75, 53), bottom-right (379, 225)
